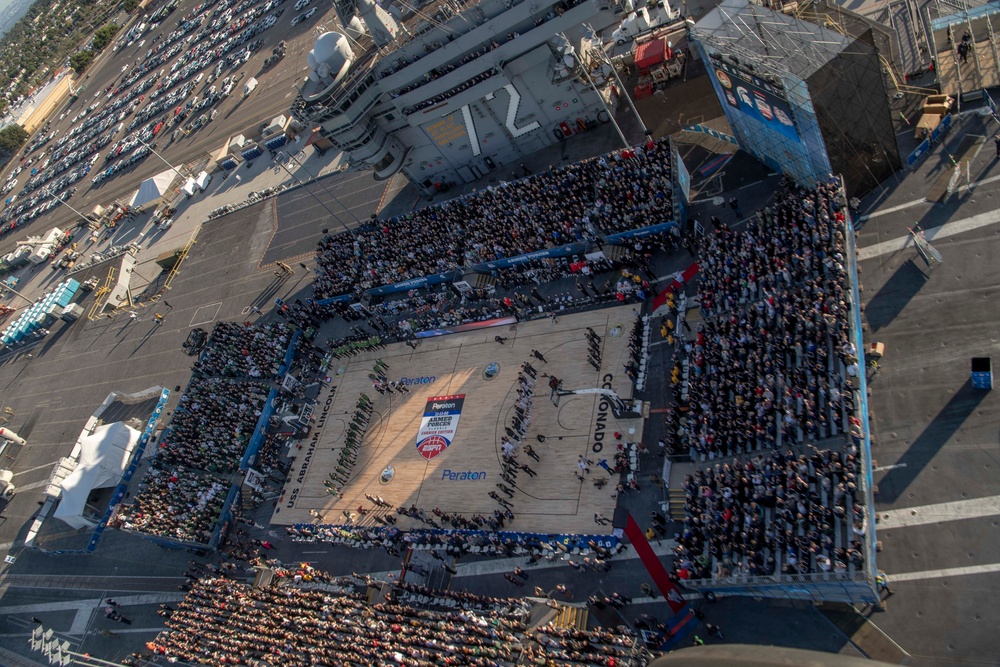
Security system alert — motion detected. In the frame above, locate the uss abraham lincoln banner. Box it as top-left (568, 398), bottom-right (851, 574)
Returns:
top-left (416, 394), bottom-right (466, 460)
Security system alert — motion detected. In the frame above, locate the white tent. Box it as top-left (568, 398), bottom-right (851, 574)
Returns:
top-left (53, 422), bottom-right (141, 529)
top-left (128, 169), bottom-right (177, 209)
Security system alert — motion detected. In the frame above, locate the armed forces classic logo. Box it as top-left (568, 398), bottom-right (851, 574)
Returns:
top-left (415, 395), bottom-right (466, 460)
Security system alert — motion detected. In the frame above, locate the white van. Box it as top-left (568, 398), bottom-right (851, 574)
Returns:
top-left (195, 170), bottom-right (212, 191)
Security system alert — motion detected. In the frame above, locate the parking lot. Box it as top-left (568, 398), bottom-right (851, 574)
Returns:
top-left (0, 0), bottom-right (335, 259)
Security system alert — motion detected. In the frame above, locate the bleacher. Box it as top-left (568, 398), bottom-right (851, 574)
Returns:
top-left (669, 180), bottom-right (874, 602)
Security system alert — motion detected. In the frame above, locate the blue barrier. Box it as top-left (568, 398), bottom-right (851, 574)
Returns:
top-left (681, 124), bottom-right (738, 145)
top-left (906, 138), bottom-right (931, 169)
top-left (209, 484), bottom-right (241, 549)
top-left (471, 243), bottom-right (591, 272)
top-left (85, 388), bottom-right (171, 553)
top-left (314, 293), bottom-right (356, 306)
top-left (843, 210), bottom-right (878, 600)
top-left (906, 114), bottom-right (952, 170)
top-left (604, 221), bottom-right (679, 243)
top-left (364, 270), bottom-right (465, 296)
top-left (930, 113), bottom-right (952, 143)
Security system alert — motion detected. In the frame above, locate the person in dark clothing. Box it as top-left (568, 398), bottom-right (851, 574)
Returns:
top-left (728, 197), bottom-right (742, 219)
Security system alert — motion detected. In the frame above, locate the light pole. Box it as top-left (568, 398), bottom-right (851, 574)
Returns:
top-left (30, 626), bottom-right (125, 667)
top-left (563, 33), bottom-right (630, 149)
top-left (47, 188), bottom-right (94, 230)
top-left (274, 152), bottom-right (355, 237)
top-left (135, 136), bottom-right (186, 183)
top-left (586, 23), bottom-right (649, 137)
top-left (0, 280), bottom-right (37, 306)
top-left (284, 150), bottom-right (364, 226)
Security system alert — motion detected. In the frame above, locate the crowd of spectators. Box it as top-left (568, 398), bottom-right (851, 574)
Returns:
top-left (191, 321), bottom-right (294, 379)
top-left (313, 138), bottom-right (675, 300)
top-left (402, 69), bottom-right (499, 115)
top-left (114, 321), bottom-right (298, 544)
top-left (676, 445), bottom-right (867, 579)
top-left (674, 179), bottom-right (854, 459)
top-left (113, 465), bottom-right (229, 544)
top-left (289, 518), bottom-right (623, 562)
top-left (141, 577), bottom-right (643, 666)
top-left (157, 377), bottom-right (271, 473)
top-left (671, 180), bottom-right (869, 582)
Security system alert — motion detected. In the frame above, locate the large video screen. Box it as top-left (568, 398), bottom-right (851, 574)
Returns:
top-left (710, 56), bottom-right (799, 142)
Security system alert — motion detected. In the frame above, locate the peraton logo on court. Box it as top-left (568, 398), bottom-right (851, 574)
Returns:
top-left (415, 394), bottom-right (466, 460)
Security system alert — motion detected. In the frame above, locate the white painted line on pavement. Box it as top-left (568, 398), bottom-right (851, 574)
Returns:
top-left (11, 460), bottom-right (60, 478)
top-left (0, 626), bottom-right (163, 638)
top-left (876, 494), bottom-right (1000, 530)
top-left (890, 562), bottom-right (1000, 582)
top-left (0, 592), bottom-right (185, 616)
top-left (858, 172), bottom-right (1000, 223)
top-left (15, 479), bottom-right (50, 492)
top-left (855, 198), bottom-right (929, 222)
top-left (872, 463), bottom-right (907, 473)
top-left (70, 607), bottom-right (92, 635)
top-left (858, 208), bottom-right (1000, 261)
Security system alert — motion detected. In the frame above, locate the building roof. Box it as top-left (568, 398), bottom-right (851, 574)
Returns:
top-left (693, 0), bottom-right (852, 80)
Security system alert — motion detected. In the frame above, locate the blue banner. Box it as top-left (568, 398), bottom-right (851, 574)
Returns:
top-left (364, 270), bottom-right (464, 296)
top-left (907, 138), bottom-right (931, 169)
top-left (314, 293), bottom-right (356, 306)
top-left (471, 243), bottom-right (591, 272)
top-left (710, 56), bottom-right (800, 143)
top-left (930, 113), bottom-right (952, 143)
top-left (675, 152), bottom-right (691, 204)
top-left (604, 221), bottom-right (678, 243)
top-left (209, 484), bottom-right (241, 549)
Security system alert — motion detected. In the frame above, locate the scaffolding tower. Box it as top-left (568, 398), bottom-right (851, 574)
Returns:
top-left (690, 0), bottom-right (901, 194)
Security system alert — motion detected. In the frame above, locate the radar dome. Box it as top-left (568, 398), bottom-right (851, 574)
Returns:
top-left (312, 31), bottom-right (354, 72)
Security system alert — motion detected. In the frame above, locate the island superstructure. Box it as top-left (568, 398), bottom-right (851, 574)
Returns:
top-left (290, 0), bottom-right (616, 196)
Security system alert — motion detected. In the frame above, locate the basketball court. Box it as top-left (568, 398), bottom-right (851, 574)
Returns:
top-left (273, 304), bottom-right (646, 535)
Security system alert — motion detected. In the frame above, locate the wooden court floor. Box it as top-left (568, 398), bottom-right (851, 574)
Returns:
top-left (273, 304), bottom-right (645, 535)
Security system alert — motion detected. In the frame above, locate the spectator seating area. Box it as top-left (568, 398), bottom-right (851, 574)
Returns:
top-left (112, 322), bottom-right (296, 544)
top-left (314, 138), bottom-right (676, 299)
top-left (676, 445), bottom-right (868, 580)
top-left (143, 577), bottom-right (646, 666)
top-left (672, 180), bottom-right (870, 583)
top-left (673, 180), bottom-right (854, 459)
